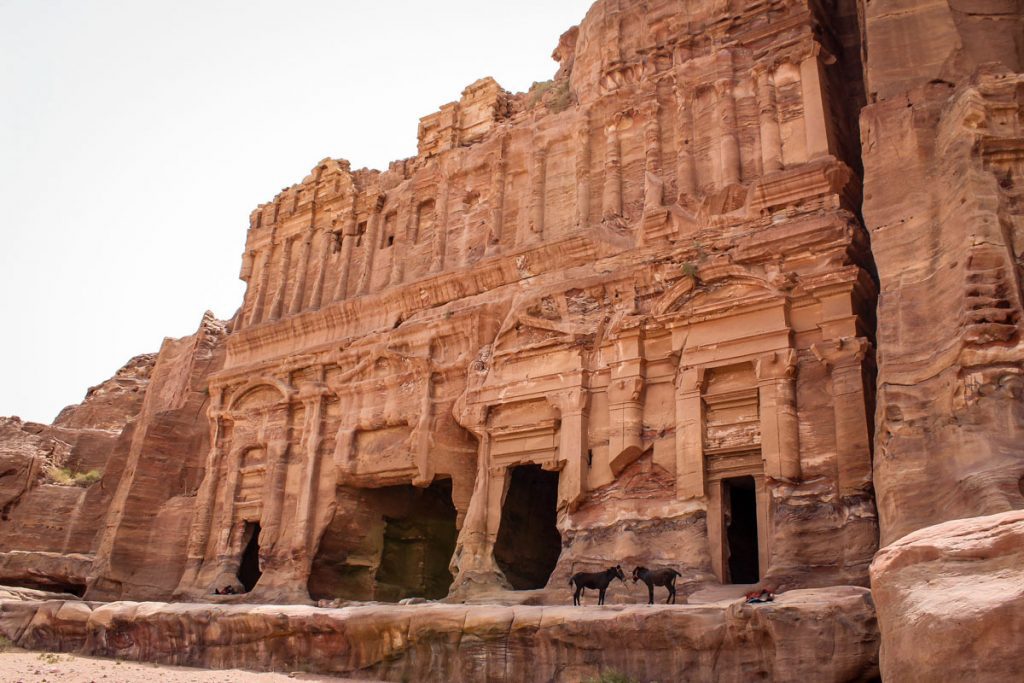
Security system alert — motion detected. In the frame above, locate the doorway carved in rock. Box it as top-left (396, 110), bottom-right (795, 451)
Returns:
top-left (493, 464), bottom-right (562, 590)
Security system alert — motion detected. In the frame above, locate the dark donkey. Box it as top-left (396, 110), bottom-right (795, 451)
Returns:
top-left (632, 566), bottom-right (682, 604)
top-left (569, 565), bottom-right (626, 605)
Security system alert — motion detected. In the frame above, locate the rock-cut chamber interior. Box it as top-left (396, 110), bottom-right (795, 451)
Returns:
top-left (494, 464), bottom-right (562, 590)
top-left (724, 475), bottom-right (759, 584)
top-left (308, 479), bottom-right (458, 602)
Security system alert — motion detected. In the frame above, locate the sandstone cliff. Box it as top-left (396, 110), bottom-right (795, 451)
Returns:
top-left (0, 0), bottom-right (1022, 681)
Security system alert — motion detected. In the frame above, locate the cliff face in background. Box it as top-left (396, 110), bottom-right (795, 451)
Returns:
top-left (0, 0), bottom-right (1022, 681)
top-left (0, 315), bottom-right (226, 597)
top-left (858, 2), bottom-right (1024, 678)
top-left (861, 0), bottom-right (1024, 547)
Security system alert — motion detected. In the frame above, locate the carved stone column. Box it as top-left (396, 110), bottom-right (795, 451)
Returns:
top-left (450, 433), bottom-right (512, 591)
top-left (412, 369), bottom-right (436, 486)
top-left (812, 338), bottom-right (873, 495)
top-left (642, 97), bottom-right (663, 213)
top-left (431, 175), bottom-right (450, 273)
top-left (608, 322), bottom-right (645, 475)
top-left (800, 49), bottom-right (831, 160)
top-left (574, 112), bottom-right (591, 227)
top-left (394, 195), bottom-right (415, 284)
top-left (674, 81), bottom-right (697, 200)
top-left (674, 366), bottom-right (706, 498)
top-left (288, 228), bottom-right (314, 315)
top-left (292, 378), bottom-right (328, 558)
top-left (267, 237), bottom-right (293, 321)
top-left (555, 387), bottom-right (589, 512)
top-left (755, 65), bottom-right (784, 173)
top-left (487, 138), bottom-right (507, 254)
top-left (308, 228), bottom-right (332, 311)
top-left (357, 194), bottom-right (385, 295)
top-left (259, 436), bottom-right (291, 557)
top-left (715, 79), bottom-right (742, 186)
top-left (529, 143), bottom-right (547, 240)
top-left (602, 118), bottom-right (623, 219)
top-left (211, 443), bottom-right (247, 567)
top-left (332, 211), bottom-right (358, 302)
top-left (246, 247), bottom-right (273, 327)
top-left (756, 350), bottom-right (800, 481)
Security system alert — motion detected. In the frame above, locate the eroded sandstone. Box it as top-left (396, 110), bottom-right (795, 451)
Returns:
top-left (0, 588), bottom-right (879, 683)
top-left (870, 510), bottom-right (1024, 682)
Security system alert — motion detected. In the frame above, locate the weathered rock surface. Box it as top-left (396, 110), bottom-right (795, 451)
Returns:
top-left (870, 510), bottom-right (1024, 682)
top-left (0, 587), bottom-right (879, 683)
top-left (168, 0), bottom-right (878, 606)
top-left (1, 0), bottom-right (1022, 678)
top-left (0, 315), bottom-right (226, 600)
top-left (0, 354), bottom-right (156, 593)
top-left (85, 313), bottom-right (228, 602)
top-left (861, 0), bottom-right (1024, 545)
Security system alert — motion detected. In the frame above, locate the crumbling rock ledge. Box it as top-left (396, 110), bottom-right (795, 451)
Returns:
top-left (0, 587), bottom-right (879, 683)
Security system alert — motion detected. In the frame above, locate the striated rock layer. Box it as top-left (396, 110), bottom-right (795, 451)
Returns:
top-left (0, 588), bottom-right (879, 683)
top-left (870, 510), bottom-right (1024, 683)
top-left (861, 0), bottom-right (1024, 545)
top-left (0, 314), bottom-right (227, 598)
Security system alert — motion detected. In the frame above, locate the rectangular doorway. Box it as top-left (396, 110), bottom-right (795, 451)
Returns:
top-left (723, 476), bottom-right (760, 584)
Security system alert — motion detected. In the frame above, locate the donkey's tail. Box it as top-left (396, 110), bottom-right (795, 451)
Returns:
top-left (568, 577), bottom-right (575, 587)
top-left (671, 569), bottom-right (682, 577)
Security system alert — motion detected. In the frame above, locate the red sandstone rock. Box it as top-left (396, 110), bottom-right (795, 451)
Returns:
top-left (870, 510), bottom-right (1024, 682)
top-left (0, 587), bottom-right (879, 682)
top-left (0, 0), bottom-right (1021, 678)
top-left (861, 0), bottom-right (1024, 546)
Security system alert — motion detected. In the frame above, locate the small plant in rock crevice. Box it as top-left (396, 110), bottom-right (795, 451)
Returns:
top-left (583, 670), bottom-right (646, 683)
top-left (45, 466), bottom-right (102, 487)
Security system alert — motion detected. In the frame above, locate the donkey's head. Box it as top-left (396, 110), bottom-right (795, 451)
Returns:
top-left (612, 565), bottom-right (626, 582)
top-left (631, 566), bottom-right (647, 583)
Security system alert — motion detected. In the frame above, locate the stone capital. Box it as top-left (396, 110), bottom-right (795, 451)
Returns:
top-left (608, 376), bottom-right (644, 404)
top-left (674, 365), bottom-right (706, 393)
top-left (551, 387), bottom-right (590, 415)
top-left (755, 349), bottom-right (798, 381)
top-left (811, 337), bottom-right (871, 371)
top-left (296, 381), bottom-right (330, 402)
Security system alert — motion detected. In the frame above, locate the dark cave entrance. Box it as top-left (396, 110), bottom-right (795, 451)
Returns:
top-left (494, 464), bottom-right (562, 590)
top-left (7, 579), bottom-right (86, 597)
top-left (373, 480), bottom-right (459, 602)
top-left (237, 521), bottom-right (262, 592)
top-left (307, 479), bottom-right (459, 603)
top-left (724, 476), bottom-right (760, 584)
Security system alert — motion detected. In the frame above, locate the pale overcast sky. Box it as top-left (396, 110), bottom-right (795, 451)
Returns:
top-left (0, 0), bottom-right (595, 423)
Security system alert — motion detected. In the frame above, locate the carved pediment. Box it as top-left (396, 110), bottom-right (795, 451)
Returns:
top-left (654, 262), bottom-right (784, 319)
top-left (328, 347), bottom-right (431, 392)
top-left (227, 378), bottom-right (292, 414)
top-left (494, 289), bottom-right (606, 355)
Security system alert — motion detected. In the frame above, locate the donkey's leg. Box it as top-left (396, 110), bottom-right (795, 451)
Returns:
top-left (668, 583), bottom-right (676, 604)
top-left (647, 583), bottom-right (654, 605)
top-left (599, 587), bottom-right (606, 605)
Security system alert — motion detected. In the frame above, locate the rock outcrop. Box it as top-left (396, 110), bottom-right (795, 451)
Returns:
top-left (870, 510), bottom-right (1024, 682)
top-left (0, 588), bottom-right (879, 682)
top-left (861, 0), bottom-right (1024, 545)
top-left (0, 315), bottom-right (226, 598)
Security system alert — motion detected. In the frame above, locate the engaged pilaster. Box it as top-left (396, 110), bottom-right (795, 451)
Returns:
top-left (812, 338), bottom-right (873, 495)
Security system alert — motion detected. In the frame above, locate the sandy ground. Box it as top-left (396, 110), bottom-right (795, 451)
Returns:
top-left (0, 649), bottom-right (377, 682)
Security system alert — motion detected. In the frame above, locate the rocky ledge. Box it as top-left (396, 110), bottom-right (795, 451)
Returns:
top-left (0, 586), bottom-right (878, 682)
